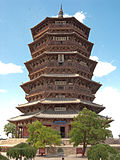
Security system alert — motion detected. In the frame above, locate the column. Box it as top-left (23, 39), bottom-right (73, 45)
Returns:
top-left (15, 125), bottom-right (18, 138)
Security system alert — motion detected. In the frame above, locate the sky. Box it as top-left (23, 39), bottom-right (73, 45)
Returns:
top-left (0, 0), bottom-right (120, 138)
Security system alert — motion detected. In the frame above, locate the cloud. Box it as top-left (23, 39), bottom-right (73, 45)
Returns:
top-left (0, 108), bottom-right (20, 138)
top-left (0, 61), bottom-right (23, 75)
top-left (94, 87), bottom-right (120, 138)
top-left (90, 56), bottom-right (116, 77)
top-left (53, 11), bottom-right (86, 23)
top-left (73, 11), bottom-right (86, 23)
top-left (0, 99), bottom-right (26, 138)
top-left (0, 89), bottom-right (7, 93)
top-left (64, 11), bottom-right (86, 23)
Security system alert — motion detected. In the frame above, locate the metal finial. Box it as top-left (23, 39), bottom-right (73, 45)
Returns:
top-left (58, 4), bottom-right (63, 18)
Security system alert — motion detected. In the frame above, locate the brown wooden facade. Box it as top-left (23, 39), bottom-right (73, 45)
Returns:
top-left (9, 7), bottom-right (105, 138)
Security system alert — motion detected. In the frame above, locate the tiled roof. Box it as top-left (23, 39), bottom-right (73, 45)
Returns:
top-left (16, 98), bottom-right (104, 109)
top-left (36, 110), bottom-right (78, 119)
top-left (9, 112), bottom-right (36, 121)
top-left (41, 98), bottom-right (81, 104)
top-left (17, 100), bottom-right (40, 108)
top-left (9, 110), bottom-right (78, 122)
top-left (80, 100), bottom-right (104, 108)
top-left (105, 138), bottom-right (120, 144)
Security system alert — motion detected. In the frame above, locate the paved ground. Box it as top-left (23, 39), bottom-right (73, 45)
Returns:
top-left (1, 152), bottom-right (88, 160)
top-left (35, 155), bottom-right (87, 160)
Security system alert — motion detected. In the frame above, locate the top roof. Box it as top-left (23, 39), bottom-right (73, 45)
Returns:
top-left (58, 4), bottom-right (63, 18)
top-left (30, 6), bottom-right (90, 40)
top-left (31, 16), bottom-right (90, 31)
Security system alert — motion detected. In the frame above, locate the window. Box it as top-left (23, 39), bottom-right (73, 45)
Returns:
top-left (55, 21), bottom-right (66, 25)
top-left (55, 80), bottom-right (66, 85)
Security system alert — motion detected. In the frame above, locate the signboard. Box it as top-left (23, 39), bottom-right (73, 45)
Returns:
top-left (54, 121), bottom-right (66, 125)
top-left (54, 107), bottom-right (66, 111)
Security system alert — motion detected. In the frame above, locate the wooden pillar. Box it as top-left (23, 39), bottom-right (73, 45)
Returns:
top-left (65, 124), bottom-right (69, 138)
top-left (15, 125), bottom-right (18, 138)
top-left (22, 126), bottom-right (24, 138)
top-left (18, 127), bottom-right (20, 138)
top-left (18, 127), bottom-right (23, 138)
top-left (20, 127), bottom-right (22, 138)
top-left (23, 126), bottom-right (25, 138)
top-left (21, 127), bottom-right (24, 138)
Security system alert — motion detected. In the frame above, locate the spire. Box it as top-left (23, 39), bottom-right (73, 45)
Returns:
top-left (58, 4), bottom-right (63, 18)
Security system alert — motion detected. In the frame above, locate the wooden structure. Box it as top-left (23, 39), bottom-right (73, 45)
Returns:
top-left (9, 6), bottom-right (105, 138)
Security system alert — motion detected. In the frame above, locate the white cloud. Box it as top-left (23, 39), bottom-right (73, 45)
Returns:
top-left (0, 107), bottom-right (20, 138)
top-left (73, 11), bottom-right (86, 23)
top-left (94, 87), bottom-right (120, 138)
top-left (0, 89), bottom-right (7, 93)
top-left (90, 56), bottom-right (116, 77)
top-left (64, 11), bottom-right (86, 23)
top-left (0, 61), bottom-right (23, 75)
top-left (53, 11), bottom-right (86, 23)
top-left (0, 99), bottom-right (26, 138)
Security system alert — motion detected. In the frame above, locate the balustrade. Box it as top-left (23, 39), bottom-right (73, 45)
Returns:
top-left (31, 60), bottom-right (89, 71)
top-left (29, 60), bottom-right (91, 80)
top-left (28, 83), bottom-right (91, 96)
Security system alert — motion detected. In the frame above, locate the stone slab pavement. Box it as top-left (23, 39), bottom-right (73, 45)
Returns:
top-left (35, 155), bottom-right (87, 160)
top-left (1, 152), bottom-right (88, 160)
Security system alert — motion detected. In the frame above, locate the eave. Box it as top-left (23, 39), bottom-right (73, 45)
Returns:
top-left (20, 73), bottom-right (101, 94)
top-left (16, 98), bottom-right (104, 114)
top-left (31, 17), bottom-right (90, 39)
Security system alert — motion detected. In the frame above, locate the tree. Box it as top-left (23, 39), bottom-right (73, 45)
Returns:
top-left (27, 120), bottom-right (61, 149)
top-left (69, 108), bottom-right (112, 157)
top-left (0, 148), bottom-right (8, 160)
top-left (7, 142), bottom-right (37, 160)
top-left (4, 122), bottom-right (16, 138)
top-left (0, 154), bottom-right (8, 160)
top-left (87, 143), bottom-right (120, 160)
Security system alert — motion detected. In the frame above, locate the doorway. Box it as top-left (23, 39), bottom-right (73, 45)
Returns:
top-left (60, 127), bottom-right (65, 138)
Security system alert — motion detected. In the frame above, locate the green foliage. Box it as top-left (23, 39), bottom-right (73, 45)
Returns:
top-left (27, 120), bottom-right (61, 149)
top-left (4, 122), bottom-right (16, 138)
top-left (69, 108), bottom-right (112, 155)
top-left (14, 142), bottom-right (29, 148)
top-left (87, 144), bottom-right (120, 160)
top-left (0, 154), bottom-right (9, 160)
top-left (7, 142), bottom-right (37, 159)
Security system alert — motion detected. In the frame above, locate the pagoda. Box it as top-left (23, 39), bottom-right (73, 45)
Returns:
top-left (9, 6), bottom-right (105, 138)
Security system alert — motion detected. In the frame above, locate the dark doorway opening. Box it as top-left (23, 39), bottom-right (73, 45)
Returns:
top-left (60, 127), bottom-right (65, 138)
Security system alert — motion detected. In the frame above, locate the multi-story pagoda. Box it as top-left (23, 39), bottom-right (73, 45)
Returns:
top-left (9, 6), bottom-right (105, 138)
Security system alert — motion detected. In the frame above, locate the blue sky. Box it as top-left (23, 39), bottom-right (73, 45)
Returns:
top-left (0, 0), bottom-right (120, 138)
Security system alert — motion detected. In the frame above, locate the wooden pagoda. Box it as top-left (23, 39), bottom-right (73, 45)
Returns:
top-left (9, 6), bottom-right (105, 138)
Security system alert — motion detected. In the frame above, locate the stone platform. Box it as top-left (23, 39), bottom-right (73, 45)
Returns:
top-left (1, 138), bottom-right (120, 159)
top-left (0, 138), bottom-right (27, 147)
